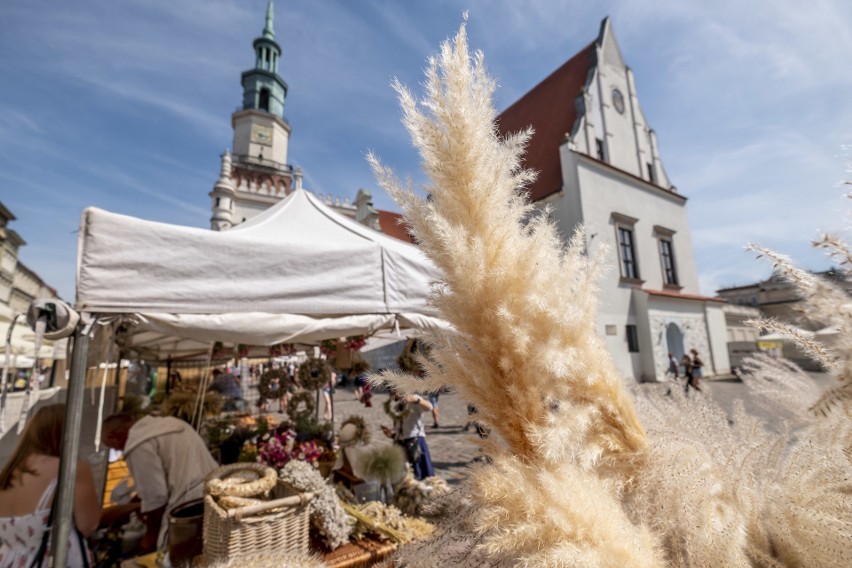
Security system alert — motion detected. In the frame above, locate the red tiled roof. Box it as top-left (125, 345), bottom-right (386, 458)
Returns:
top-left (496, 42), bottom-right (596, 202)
top-left (644, 288), bottom-right (727, 303)
top-left (377, 209), bottom-right (414, 243)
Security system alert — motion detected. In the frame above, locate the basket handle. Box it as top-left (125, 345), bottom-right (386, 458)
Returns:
top-left (230, 492), bottom-right (314, 520)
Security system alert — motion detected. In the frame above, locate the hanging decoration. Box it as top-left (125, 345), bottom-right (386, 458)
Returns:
top-left (257, 368), bottom-right (289, 403)
top-left (319, 339), bottom-right (338, 358)
top-left (268, 343), bottom-right (295, 357)
top-left (383, 397), bottom-right (415, 423)
top-left (212, 341), bottom-right (228, 360)
top-left (345, 335), bottom-right (368, 352)
top-left (340, 415), bottom-right (370, 446)
top-left (298, 356), bottom-right (330, 390)
top-left (286, 390), bottom-right (316, 423)
top-left (236, 344), bottom-right (251, 358)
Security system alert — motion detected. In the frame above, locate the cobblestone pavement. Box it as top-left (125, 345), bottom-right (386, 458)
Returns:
top-left (312, 372), bottom-right (835, 486)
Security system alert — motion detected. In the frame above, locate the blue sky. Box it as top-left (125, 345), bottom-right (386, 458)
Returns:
top-left (1, 0), bottom-right (850, 301)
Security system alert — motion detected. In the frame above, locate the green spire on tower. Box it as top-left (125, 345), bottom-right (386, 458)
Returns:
top-left (262, 0), bottom-right (275, 40)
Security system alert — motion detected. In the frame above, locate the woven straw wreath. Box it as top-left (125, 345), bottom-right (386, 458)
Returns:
top-left (206, 463), bottom-right (278, 497)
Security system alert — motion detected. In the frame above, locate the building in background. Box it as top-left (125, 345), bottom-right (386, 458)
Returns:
top-left (497, 18), bottom-right (729, 381)
top-left (0, 200), bottom-right (60, 368)
top-left (717, 270), bottom-right (852, 371)
top-left (716, 269), bottom-right (851, 327)
top-left (208, 1), bottom-right (412, 243)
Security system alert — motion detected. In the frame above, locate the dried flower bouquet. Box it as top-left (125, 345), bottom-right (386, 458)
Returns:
top-left (370, 19), bottom-right (851, 568)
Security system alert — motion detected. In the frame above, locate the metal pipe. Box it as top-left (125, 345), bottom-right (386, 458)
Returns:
top-left (51, 322), bottom-right (91, 568)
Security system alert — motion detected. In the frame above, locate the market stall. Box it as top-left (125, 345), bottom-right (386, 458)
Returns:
top-left (44, 188), bottom-right (446, 566)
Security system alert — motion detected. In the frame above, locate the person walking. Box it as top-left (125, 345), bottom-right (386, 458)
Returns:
top-left (682, 353), bottom-right (701, 394)
top-left (667, 352), bottom-right (679, 380)
top-left (690, 349), bottom-right (704, 392)
top-left (428, 390), bottom-right (441, 428)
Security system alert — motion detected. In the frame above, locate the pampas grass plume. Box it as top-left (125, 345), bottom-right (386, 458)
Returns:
top-left (371, 16), bottom-right (851, 568)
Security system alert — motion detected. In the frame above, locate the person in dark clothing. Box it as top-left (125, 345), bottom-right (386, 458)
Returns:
top-left (682, 354), bottom-right (701, 393)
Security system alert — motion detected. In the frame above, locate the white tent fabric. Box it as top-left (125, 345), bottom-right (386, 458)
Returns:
top-left (1, 304), bottom-right (55, 362)
top-left (75, 190), bottom-right (444, 354)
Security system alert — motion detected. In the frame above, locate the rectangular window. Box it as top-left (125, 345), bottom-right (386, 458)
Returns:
top-left (660, 238), bottom-right (678, 286)
top-left (595, 138), bottom-right (607, 162)
top-left (618, 227), bottom-right (639, 280)
top-left (626, 324), bottom-right (640, 353)
top-left (647, 162), bottom-right (656, 184)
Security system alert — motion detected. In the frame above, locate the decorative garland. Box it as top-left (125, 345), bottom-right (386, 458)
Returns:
top-left (206, 463), bottom-right (278, 497)
top-left (268, 343), bottom-right (295, 357)
top-left (287, 390), bottom-right (316, 423)
top-left (350, 360), bottom-right (370, 375)
top-left (258, 369), bottom-right (289, 401)
top-left (345, 335), bottom-right (368, 352)
top-left (396, 338), bottom-right (422, 374)
top-left (340, 415), bottom-right (370, 446)
top-left (212, 341), bottom-right (228, 360)
top-left (298, 357), bottom-right (330, 390)
top-left (319, 339), bottom-right (338, 358)
top-left (383, 397), bottom-right (414, 423)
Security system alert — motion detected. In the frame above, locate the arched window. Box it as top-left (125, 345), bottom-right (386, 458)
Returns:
top-left (259, 88), bottom-right (270, 111)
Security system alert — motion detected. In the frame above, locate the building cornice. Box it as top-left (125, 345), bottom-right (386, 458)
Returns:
top-left (240, 68), bottom-right (288, 91)
top-left (6, 230), bottom-right (25, 247)
top-left (231, 109), bottom-right (291, 133)
top-left (573, 151), bottom-right (687, 205)
top-left (0, 201), bottom-right (15, 223)
top-left (644, 288), bottom-right (726, 303)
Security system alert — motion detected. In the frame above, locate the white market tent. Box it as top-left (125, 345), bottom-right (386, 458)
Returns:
top-left (44, 189), bottom-right (445, 563)
top-left (75, 188), bottom-right (444, 358)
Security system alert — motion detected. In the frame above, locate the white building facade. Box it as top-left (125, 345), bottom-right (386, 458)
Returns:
top-left (498, 19), bottom-right (729, 381)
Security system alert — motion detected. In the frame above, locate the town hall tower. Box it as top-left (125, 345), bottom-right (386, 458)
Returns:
top-left (210, 0), bottom-right (299, 231)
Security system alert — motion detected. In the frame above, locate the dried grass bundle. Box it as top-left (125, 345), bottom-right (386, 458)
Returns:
top-left (371, 17), bottom-right (851, 568)
top-left (370, 20), bottom-right (662, 566)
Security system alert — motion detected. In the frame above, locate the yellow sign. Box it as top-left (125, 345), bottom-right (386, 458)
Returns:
top-left (757, 341), bottom-right (782, 350)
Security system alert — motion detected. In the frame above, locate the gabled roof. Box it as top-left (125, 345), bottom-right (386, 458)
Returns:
top-left (377, 209), bottom-right (414, 244)
top-left (497, 41), bottom-right (596, 202)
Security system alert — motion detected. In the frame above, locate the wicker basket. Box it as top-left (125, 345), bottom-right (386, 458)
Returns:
top-left (202, 490), bottom-right (313, 563)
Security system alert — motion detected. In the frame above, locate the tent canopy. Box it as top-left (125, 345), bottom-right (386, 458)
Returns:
top-left (75, 189), bottom-right (444, 356)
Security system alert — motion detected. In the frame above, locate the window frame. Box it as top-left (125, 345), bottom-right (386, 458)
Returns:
top-left (258, 88), bottom-right (271, 112)
top-left (626, 324), bottom-right (640, 353)
top-left (595, 138), bottom-right (608, 162)
top-left (612, 212), bottom-right (642, 284)
top-left (654, 225), bottom-right (681, 290)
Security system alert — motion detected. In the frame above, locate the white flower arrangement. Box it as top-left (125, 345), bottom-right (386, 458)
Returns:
top-left (280, 460), bottom-right (354, 550)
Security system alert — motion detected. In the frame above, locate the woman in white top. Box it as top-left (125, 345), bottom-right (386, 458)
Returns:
top-left (0, 404), bottom-right (101, 567)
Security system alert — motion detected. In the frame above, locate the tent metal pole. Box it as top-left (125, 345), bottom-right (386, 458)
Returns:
top-left (51, 322), bottom-right (91, 568)
top-left (165, 355), bottom-right (173, 395)
top-left (330, 383), bottom-right (335, 428)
